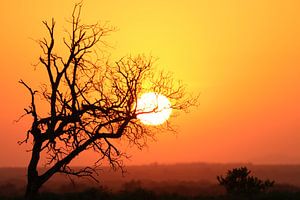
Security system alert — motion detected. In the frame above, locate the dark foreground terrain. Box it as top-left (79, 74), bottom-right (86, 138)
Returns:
top-left (1, 187), bottom-right (300, 200)
top-left (1, 163), bottom-right (300, 199)
top-left (0, 188), bottom-right (300, 200)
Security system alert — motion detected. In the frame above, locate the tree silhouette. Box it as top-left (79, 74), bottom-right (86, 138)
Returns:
top-left (19, 3), bottom-right (197, 199)
top-left (217, 166), bottom-right (274, 196)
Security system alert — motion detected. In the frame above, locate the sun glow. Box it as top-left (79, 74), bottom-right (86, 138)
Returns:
top-left (136, 92), bottom-right (172, 125)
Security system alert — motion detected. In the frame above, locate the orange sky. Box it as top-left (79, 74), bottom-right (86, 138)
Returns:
top-left (1, 0), bottom-right (300, 167)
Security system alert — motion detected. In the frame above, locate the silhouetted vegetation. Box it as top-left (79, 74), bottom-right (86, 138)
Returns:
top-left (217, 166), bottom-right (274, 198)
top-left (18, 2), bottom-right (197, 198)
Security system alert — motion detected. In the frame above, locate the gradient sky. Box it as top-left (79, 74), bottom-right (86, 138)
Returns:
top-left (1, 0), bottom-right (300, 167)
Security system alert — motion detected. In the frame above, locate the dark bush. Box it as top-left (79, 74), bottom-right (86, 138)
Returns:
top-left (217, 167), bottom-right (274, 197)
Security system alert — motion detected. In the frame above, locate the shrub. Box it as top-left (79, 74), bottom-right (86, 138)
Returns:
top-left (217, 167), bottom-right (274, 196)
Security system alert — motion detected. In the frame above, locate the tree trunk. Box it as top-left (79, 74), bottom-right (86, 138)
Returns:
top-left (25, 175), bottom-right (40, 199)
top-left (24, 138), bottom-right (43, 199)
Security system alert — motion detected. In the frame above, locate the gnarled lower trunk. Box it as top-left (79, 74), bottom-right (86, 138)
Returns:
top-left (23, 135), bottom-right (94, 199)
top-left (25, 172), bottom-right (41, 199)
top-left (24, 138), bottom-right (43, 199)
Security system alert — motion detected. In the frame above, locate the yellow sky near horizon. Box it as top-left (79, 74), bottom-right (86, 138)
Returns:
top-left (0, 0), bottom-right (300, 167)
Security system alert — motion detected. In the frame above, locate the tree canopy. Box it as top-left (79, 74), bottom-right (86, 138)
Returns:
top-left (19, 3), bottom-right (198, 198)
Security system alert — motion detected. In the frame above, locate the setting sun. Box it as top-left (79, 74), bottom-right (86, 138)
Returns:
top-left (136, 92), bottom-right (172, 125)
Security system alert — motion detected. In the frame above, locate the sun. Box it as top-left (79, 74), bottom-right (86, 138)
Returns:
top-left (136, 92), bottom-right (172, 125)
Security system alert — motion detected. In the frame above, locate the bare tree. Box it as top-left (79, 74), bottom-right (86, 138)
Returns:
top-left (19, 3), bottom-right (197, 199)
